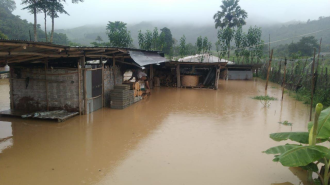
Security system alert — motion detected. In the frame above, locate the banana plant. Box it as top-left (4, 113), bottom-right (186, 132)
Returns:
top-left (264, 103), bottom-right (330, 185)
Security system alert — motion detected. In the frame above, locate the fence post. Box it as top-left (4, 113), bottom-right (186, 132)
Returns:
top-left (282, 58), bottom-right (287, 101)
top-left (310, 48), bottom-right (316, 121)
top-left (265, 49), bottom-right (274, 91)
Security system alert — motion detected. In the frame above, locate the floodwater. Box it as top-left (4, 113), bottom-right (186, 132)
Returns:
top-left (0, 78), bottom-right (313, 185)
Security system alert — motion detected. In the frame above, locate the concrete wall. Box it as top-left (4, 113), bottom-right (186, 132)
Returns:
top-left (11, 68), bottom-right (82, 112)
top-left (10, 65), bottom-right (123, 113)
top-left (228, 70), bottom-right (253, 80)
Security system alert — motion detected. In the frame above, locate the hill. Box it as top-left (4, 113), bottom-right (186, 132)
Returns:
top-left (0, 4), bottom-right (70, 45)
top-left (55, 17), bottom-right (330, 51)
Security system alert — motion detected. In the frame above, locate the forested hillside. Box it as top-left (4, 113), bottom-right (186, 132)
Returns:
top-left (0, 3), bottom-right (69, 45)
top-left (56, 17), bottom-right (330, 51)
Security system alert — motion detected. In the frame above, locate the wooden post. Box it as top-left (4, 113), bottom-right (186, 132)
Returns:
top-left (44, 61), bottom-right (49, 111)
top-left (176, 64), bottom-right (181, 88)
top-left (9, 66), bottom-right (14, 110)
top-left (310, 48), bottom-right (316, 121)
top-left (84, 68), bottom-right (87, 115)
top-left (150, 64), bottom-right (154, 89)
top-left (282, 58), bottom-right (287, 101)
top-left (80, 56), bottom-right (87, 115)
top-left (315, 38), bottom-right (322, 74)
top-left (113, 56), bottom-right (116, 85)
top-left (78, 61), bottom-right (81, 115)
top-left (265, 49), bottom-right (274, 91)
top-left (101, 59), bottom-right (104, 108)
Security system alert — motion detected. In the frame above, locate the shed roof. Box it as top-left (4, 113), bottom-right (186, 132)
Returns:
top-left (178, 54), bottom-right (234, 64)
top-left (0, 40), bottom-right (166, 67)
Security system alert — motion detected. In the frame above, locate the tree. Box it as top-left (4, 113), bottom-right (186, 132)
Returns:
top-left (196, 36), bottom-right (211, 62)
top-left (95, 35), bottom-right (103, 43)
top-left (48, 0), bottom-right (69, 42)
top-left (160, 27), bottom-right (173, 54)
top-left (152, 27), bottom-right (159, 50)
top-left (0, 30), bottom-right (8, 39)
top-left (138, 30), bottom-right (145, 49)
top-left (288, 36), bottom-right (318, 57)
top-left (0, 0), bottom-right (16, 12)
top-left (179, 35), bottom-right (186, 58)
top-left (106, 21), bottom-right (133, 48)
top-left (22, 0), bottom-right (39, 41)
top-left (213, 0), bottom-right (248, 58)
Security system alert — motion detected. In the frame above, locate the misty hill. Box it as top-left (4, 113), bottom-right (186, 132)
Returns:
top-left (57, 16), bottom-right (330, 49)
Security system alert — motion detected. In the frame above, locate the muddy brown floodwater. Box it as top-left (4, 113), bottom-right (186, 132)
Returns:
top-left (0, 78), bottom-right (313, 185)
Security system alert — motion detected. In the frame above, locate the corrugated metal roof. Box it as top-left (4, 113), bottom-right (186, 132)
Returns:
top-left (178, 54), bottom-right (234, 64)
top-left (129, 50), bottom-right (168, 66)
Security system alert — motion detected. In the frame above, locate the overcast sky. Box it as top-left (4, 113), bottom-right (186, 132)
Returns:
top-left (12, 0), bottom-right (330, 29)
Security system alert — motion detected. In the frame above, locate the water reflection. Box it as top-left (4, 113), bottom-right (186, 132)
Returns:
top-left (0, 121), bottom-right (12, 153)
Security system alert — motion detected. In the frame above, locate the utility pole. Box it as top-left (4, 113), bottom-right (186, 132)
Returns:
top-left (269, 34), bottom-right (271, 59)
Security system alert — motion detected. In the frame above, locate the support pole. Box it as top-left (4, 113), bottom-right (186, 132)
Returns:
top-left (84, 68), bottom-right (87, 115)
top-left (282, 58), bottom-right (287, 101)
top-left (150, 64), bottom-right (153, 89)
top-left (176, 64), bottom-right (180, 88)
top-left (265, 49), bottom-right (274, 91)
top-left (310, 48), bottom-right (317, 121)
top-left (44, 61), bottom-right (49, 111)
top-left (9, 66), bottom-right (14, 110)
top-left (78, 61), bottom-right (81, 115)
top-left (80, 56), bottom-right (87, 115)
top-left (101, 58), bottom-right (104, 108)
top-left (113, 56), bottom-right (116, 85)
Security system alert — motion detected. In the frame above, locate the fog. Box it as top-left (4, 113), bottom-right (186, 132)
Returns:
top-left (13, 0), bottom-right (330, 29)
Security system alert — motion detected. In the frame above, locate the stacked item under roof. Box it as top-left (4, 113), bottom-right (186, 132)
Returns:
top-left (110, 85), bottom-right (134, 109)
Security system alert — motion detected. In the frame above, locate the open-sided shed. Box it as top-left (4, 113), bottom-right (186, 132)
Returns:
top-left (0, 40), bottom-right (166, 119)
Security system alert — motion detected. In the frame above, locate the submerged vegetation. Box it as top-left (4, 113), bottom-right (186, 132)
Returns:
top-left (278, 121), bottom-right (292, 126)
top-left (264, 103), bottom-right (330, 185)
top-left (252, 95), bottom-right (277, 107)
top-left (252, 95), bottom-right (277, 101)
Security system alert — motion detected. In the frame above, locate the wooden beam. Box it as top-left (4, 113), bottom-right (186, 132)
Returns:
top-left (0, 51), bottom-right (81, 58)
top-left (84, 50), bottom-right (105, 55)
top-left (9, 56), bottom-right (45, 63)
top-left (176, 64), bottom-right (181, 88)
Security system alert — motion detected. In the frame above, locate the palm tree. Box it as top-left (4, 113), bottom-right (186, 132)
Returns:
top-left (22, 0), bottom-right (39, 41)
top-left (213, 0), bottom-right (247, 58)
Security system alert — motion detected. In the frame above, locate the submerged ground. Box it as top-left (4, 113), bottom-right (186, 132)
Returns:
top-left (0, 78), bottom-right (311, 185)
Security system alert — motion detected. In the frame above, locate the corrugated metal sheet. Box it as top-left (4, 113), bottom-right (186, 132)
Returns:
top-left (228, 70), bottom-right (253, 80)
top-left (129, 50), bottom-right (167, 66)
